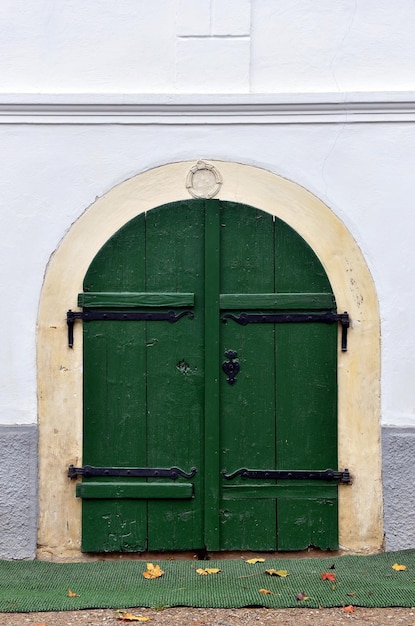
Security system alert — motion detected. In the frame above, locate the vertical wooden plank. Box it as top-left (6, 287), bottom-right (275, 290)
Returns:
top-left (86, 324), bottom-right (146, 470)
top-left (274, 217), bottom-right (338, 550)
top-left (145, 201), bottom-right (205, 551)
top-left (276, 324), bottom-right (337, 469)
top-left (82, 215), bottom-right (148, 552)
top-left (219, 202), bottom-right (277, 550)
top-left (203, 199), bottom-right (221, 551)
top-left (275, 322), bottom-right (338, 549)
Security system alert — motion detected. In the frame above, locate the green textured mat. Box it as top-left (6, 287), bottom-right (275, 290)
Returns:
top-left (1, 550), bottom-right (415, 612)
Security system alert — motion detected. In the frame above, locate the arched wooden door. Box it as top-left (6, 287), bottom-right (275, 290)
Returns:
top-left (73, 199), bottom-right (348, 552)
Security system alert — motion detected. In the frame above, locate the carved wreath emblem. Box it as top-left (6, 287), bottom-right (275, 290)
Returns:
top-left (186, 161), bottom-right (222, 199)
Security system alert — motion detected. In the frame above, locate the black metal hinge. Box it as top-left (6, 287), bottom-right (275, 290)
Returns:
top-left (222, 311), bottom-right (350, 352)
top-left (222, 467), bottom-right (352, 484)
top-left (66, 309), bottom-right (194, 348)
top-left (68, 464), bottom-right (197, 480)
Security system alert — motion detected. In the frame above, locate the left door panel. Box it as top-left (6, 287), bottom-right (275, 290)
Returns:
top-left (80, 202), bottom-right (205, 552)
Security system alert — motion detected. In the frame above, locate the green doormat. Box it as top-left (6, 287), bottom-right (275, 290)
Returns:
top-left (1, 550), bottom-right (415, 613)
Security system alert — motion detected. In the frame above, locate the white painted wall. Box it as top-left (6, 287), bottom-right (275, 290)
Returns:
top-left (1, 1), bottom-right (415, 427)
top-left (251, 0), bottom-right (415, 93)
top-left (1, 0), bottom-right (414, 94)
top-left (2, 115), bottom-right (415, 426)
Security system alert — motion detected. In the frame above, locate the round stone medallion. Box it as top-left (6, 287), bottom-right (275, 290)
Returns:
top-left (186, 161), bottom-right (222, 198)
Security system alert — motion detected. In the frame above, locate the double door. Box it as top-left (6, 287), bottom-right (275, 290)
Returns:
top-left (75, 200), bottom-right (340, 552)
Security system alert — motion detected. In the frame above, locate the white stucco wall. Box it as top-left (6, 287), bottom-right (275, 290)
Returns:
top-left (1, 1), bottom-right (415, 429)
top-left (1, 0), bottom-right (415, 94)
top-left (1, 112), bottom-right (415, 427)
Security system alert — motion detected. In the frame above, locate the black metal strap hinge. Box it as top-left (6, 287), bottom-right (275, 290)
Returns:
top-left (67, 309), bottom-right (194, 348)
top-left (222, 467), bottom-right (352, 484)
top-left (222, 311), bottom-right (350, 352)
top-left (68, 464), bottom-right (197, 480)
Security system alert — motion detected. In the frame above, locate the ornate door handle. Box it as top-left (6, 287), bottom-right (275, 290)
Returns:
top-left (222, 350), bottom-right (240, 385)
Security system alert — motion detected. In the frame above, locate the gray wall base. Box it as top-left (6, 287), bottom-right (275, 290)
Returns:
top-left (382, 426), bottom-right (415, 551)
top-left (0, 425), bottom-right (37, 559)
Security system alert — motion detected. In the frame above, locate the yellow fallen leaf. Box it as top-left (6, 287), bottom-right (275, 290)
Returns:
top-left (117, 614), bottom-right (150, 622)
top-left (392, 563), bottom-right (406, 571)
top-left (246, 558), bottom-right (265, 564)
top-left (265, 569), bottom-right (289, 577)
top-left (196, 567), bottom-right (221, 575)
top-left (259, 588), bottom-right (272, 594)
top-left (67, 588), bottom-right (80, 597)
top-left (206, 567), bottom-right (221, 574)
top-left (142, 563), bottom-right (165, 579)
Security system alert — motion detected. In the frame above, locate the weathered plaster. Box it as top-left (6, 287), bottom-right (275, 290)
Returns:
top-left (37, 161), bottom-right (382, 559)
top-left (0, 425), bottom-right (38, 559)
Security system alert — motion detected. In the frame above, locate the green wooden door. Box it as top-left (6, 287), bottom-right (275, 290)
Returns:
top-left (77, 199), bottom-right (340, 553)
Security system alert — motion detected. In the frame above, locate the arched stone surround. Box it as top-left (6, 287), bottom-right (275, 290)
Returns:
top-left (37, 161), bottom-right (382, 558)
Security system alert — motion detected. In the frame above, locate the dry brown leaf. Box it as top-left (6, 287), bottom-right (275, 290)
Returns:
top-left (142, 563), bottom-right (165, 579)
top-left (392, 563), bottom-right (406, 571)
top-left (295, 592), bottom-right (309, 601)
top-left (67, 588), bottom-right (80, 597)
top-left (343, 605), bottom-right (355, 613)
top-left (258, 588), bottom-right (272, 594)
top-left (245, 558), bottom-right (265, 564)
top-left (265, 569), bottom-right (289, 577)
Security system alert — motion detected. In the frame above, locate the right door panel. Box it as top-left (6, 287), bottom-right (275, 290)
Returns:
top-left (218, 203), bottom-right (338, 551)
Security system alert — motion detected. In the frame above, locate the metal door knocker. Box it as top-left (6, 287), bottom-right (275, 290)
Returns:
top-left (222, 350), bottom-right (240, 385)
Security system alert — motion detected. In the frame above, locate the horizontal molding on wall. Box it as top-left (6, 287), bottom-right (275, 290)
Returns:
top-left (1, 92), bottom-right (415, 125)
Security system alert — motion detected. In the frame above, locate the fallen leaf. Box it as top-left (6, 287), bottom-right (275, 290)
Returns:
top-left (343, 605), bottom-right (355, 613)
top-left (67, 588), bottom-right (80, 597)
top-left (259, 588), bottom-right (272, 594)
top-left (205, 567), bottom-right (221, 574)
top-left (329, 564), bottom-right (336, 569)
top-left (196, 567), bottom-right (221, 575)
top-left (321, 572), bottom-right (336, 581)
top-left (392, 563), bottom-right (406, 571)
top-left (296, 592), bottom-right (309, 601)
top-left (246, 558), bottom-right (265, 564)
top-left (347, 592), bottom-right (356, 597)
top-left (142, 563), bottom-right (165, 579)
top-left (117, 614), bottom-right (150, 622)
top-left (265, 569), bottom-right (289, 577)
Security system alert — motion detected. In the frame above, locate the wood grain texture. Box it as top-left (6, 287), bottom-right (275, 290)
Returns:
top-left (80, 200), bottom-right (339, 552)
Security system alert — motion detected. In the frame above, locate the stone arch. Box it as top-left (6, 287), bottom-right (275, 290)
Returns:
top-left (37, 161), bottom-right (382, 558)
